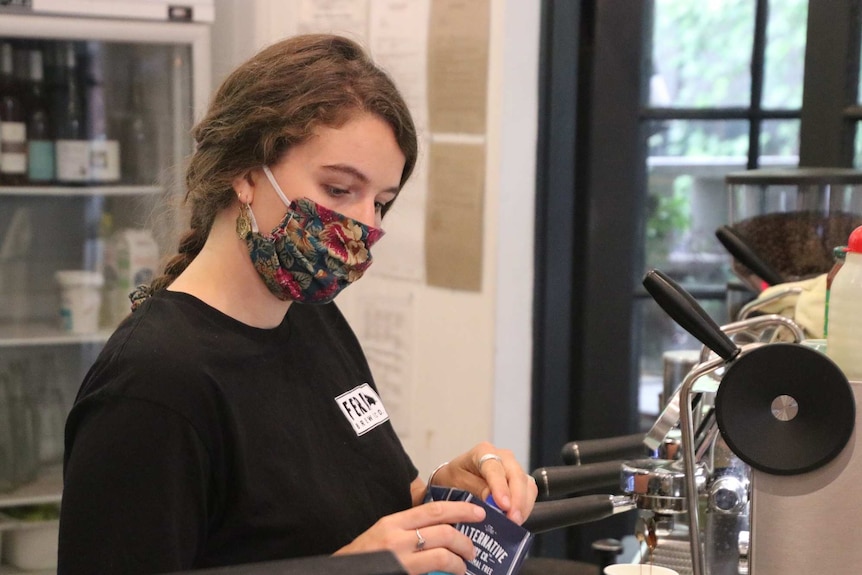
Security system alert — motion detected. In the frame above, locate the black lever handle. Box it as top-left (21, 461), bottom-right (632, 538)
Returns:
top-left (716, 225), bottom-right (785, 286)
top-left (642, 269), bottom-right (739, 362)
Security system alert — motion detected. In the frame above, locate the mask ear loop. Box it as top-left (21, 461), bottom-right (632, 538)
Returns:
top-left (246, 202), bottom-right (260, 234)
top-left (262, 165), bottom-right (292, 207)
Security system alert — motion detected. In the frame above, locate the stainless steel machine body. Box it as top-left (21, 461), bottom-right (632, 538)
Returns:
top-left (746, 379), bottom-right (862, 574)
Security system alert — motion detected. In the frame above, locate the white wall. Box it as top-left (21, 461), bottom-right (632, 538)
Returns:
top-left (209, 0), bottom-right (540, 478)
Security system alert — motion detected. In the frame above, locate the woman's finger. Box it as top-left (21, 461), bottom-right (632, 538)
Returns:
top-left (500, 470), bottom-right (537, 524)
top-left (472, 448), bottom-right (539, 525)
top-left (409, 523), bottom-right (477, 562)
top-left (334, 501), bottom-right (485, 559)
top-left (476, 449), bottom-right (515, 510)
top-left (400, 547), bottom-right (470, 575)
top-left (394, 505), bottom-right (482, 575)
top-left (404, 499), bottom-right (486, 529)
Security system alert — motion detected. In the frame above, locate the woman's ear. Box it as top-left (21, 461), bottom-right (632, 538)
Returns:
top-left (231, 169), bottom-right (259, 204)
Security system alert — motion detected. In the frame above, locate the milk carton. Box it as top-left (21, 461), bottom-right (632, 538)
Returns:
top-left (104, 229), bottom-right (159, 325)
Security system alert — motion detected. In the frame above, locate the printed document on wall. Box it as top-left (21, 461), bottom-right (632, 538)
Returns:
top-left (425, 141), bottom-right (485, 291)
top-left (427, 0), bottom-right (490, 134)
top-left (369, 0), bottom-right (430, 134)
top-left (297, 0), bottom-right (369, 43)
top-left (366, 0), bottom-right (430, 282)
top-left (371, 159), bottom-right (427, 282)
top-left (355, 289), bottom-right (415, 437)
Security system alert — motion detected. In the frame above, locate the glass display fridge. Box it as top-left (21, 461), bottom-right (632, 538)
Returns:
top-left (0, 3), bottom-right (211, 571)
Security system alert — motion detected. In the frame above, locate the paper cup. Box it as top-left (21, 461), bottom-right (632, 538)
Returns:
top-left (55, 270), bottom-right (104, 334)
top-left (604, 564), bottom-right (680, 575)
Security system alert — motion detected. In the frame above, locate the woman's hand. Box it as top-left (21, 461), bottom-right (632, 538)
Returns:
top-left (333, 500), bottom-right (485, 575)
top-left (425, 442), bottom-right (538, 525)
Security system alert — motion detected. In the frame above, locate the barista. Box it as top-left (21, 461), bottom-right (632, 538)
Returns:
top-left (58, 34), bottom-right (537, 575)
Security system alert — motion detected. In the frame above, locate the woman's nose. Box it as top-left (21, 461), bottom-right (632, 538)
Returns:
top-left (354, 199), bottom-right (379, 228)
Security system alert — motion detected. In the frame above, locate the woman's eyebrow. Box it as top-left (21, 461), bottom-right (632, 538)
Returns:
top-left (321, 164), bottom-right (400, 194)
top-left (321, 164), bottom-right (369, 183)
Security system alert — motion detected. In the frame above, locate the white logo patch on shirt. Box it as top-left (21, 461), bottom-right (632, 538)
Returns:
top-left (336, 383), bottom-right (390, 436)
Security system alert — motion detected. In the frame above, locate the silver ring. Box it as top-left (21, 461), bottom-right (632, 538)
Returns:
top-left (478, 453), bottom-right (503, 470)
top-left (415, 528), bottom-right (426, 551)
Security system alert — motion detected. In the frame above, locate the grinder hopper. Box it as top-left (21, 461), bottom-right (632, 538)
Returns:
top-left (725, 168), bottom-right (862, 289)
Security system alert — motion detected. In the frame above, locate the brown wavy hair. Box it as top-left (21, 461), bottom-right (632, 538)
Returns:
top-left (148, 34), bottom-right (417, 294)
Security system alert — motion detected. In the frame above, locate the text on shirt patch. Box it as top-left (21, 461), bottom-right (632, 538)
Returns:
top-left (335, 383), bottom-right (390, 436)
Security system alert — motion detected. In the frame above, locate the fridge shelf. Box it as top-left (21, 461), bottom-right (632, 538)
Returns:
top-left (0, 515), bottom-right (59, 532)
top-left (0, 185), bottom-right (164, 197)
top-left (0, 466), bottom-right (62, 510)
top-left (0, 324), bottom-right (113, 347)
top-left (0, 566), bottom-right (54, 575)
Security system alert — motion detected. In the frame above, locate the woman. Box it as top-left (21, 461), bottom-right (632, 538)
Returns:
top-left (58, 34), bottom-right (536, 575)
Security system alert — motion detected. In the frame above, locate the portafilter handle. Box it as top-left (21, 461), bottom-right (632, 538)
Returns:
top-left (560, 433), bottom-right (648, 465)
top-left (533, 460), bottom-right (626, 499)
top-left (522, 494), bottom-right (637, 534)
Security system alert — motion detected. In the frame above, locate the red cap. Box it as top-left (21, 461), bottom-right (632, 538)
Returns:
top-left (850, 225), bottom-right (862, 253)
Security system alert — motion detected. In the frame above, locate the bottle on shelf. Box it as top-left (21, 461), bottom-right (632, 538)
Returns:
top-left (6, 358), bottom-right (39, 488)
top-left (0, 41), bottom-right (28, 186)
top-left (44, 40), bottom-right (65, 129)
top-left (826, 226), bottom-right (862, 380)
top-left (122, 75), bottom-right (156, 185)
top-left (82, 41), bottom-right (120, 183)
top-left (31, 353), bottom-right (67, 466)
top-left (82, 195), bottom-right (107, 275)
top-left (53, 42), bottom-right (89, 184)
top-left (97, 211), bottom-right (114, 328)
top-left (23, 47), bottom-right (54, 184)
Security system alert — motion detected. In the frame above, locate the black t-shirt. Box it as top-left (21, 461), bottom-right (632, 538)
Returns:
top-left (59, 291), bottom-right (417, 575)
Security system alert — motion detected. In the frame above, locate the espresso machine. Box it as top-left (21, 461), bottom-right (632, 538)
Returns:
top-left (642, 267), bottom-right (862, 575)
top-left (528, 279), bottom-right (859, 575)
top-left (648, 168), bottom-right (862, 575)
top-left (526, 169), bottom-right (862, 575)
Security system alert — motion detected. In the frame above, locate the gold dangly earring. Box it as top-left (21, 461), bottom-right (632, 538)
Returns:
top-left (236, 202), bottom-right (252, 239)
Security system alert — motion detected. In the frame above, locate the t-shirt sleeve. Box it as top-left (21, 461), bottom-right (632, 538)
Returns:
top-left (59, 396), bottom-right (211, 575)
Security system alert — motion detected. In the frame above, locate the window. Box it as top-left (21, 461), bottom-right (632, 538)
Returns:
top-left (639, 0), bottom-right (808, 415)
top-left (532, 0), bottom-right (861, 561)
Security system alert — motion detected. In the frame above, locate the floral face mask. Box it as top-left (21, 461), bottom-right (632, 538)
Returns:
top-left (236, 165), bottom-right (385, 303)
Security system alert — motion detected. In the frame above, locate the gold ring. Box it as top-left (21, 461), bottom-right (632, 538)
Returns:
top-left (478, 453), bottom-right (503, 470)
top-left (415, 528), bottom-right (426, 551)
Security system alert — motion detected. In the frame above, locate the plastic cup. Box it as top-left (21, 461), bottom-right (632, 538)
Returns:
top-left (55, 270), bottom-right (104, 334)
top-left (604, 565), bottom-right (680, 575)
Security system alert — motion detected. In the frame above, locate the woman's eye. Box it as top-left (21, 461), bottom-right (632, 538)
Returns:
top-left (375, 201), bottom-right (386, 213)
top-left (326, 186), bottom-right (349, 197)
